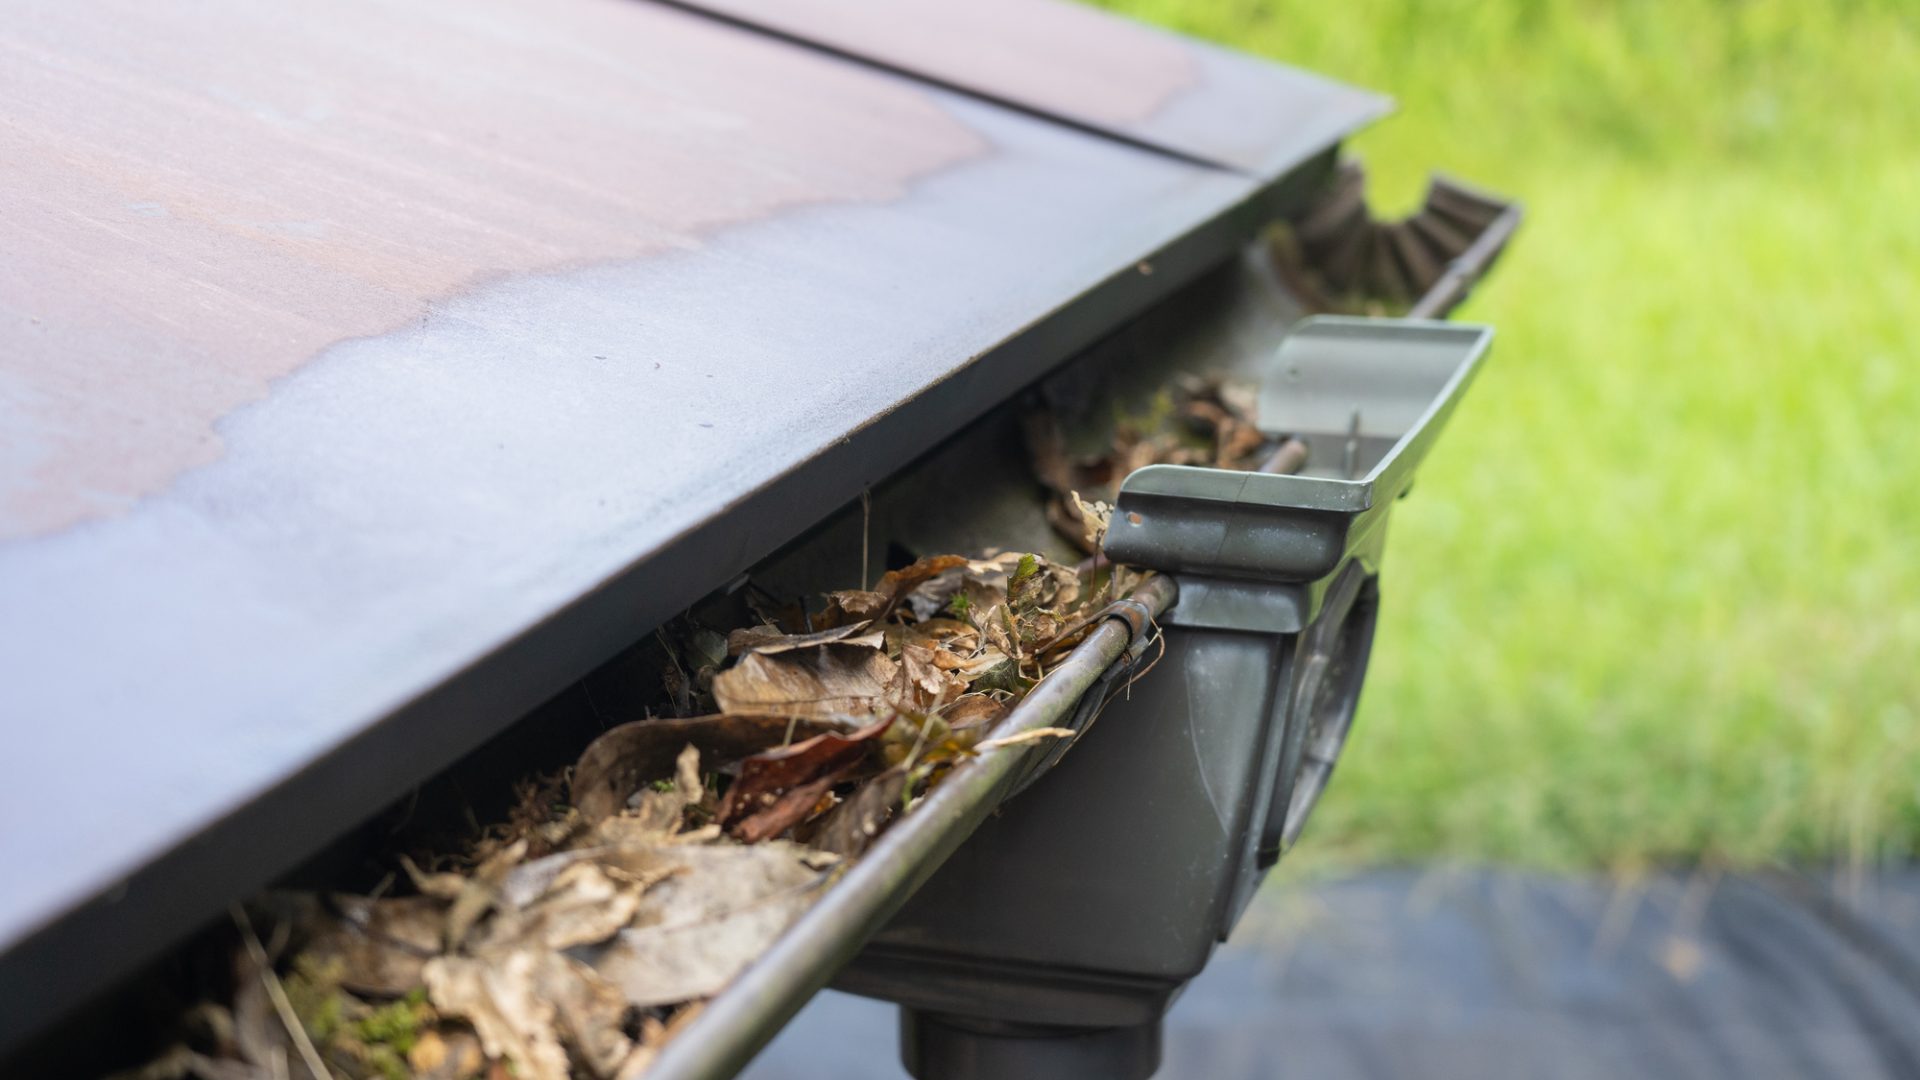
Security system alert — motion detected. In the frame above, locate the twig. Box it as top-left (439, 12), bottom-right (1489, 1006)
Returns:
top-left (897, 710), bottom-right (935, 773)
top-left (1119, 619), bottom-right (1167, 702)
top-left (1077, 618), bottom-right (1168, 735)
top-left (1257, 437), bottom-right (1310, 475)
top-left (230, 904), bottom-right (335, 1080)
top-left (976, 727), bottom-right (1076, 751)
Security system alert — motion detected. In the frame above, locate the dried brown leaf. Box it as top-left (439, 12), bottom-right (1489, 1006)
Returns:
top-left (981, 607), bottom-right (1017, 660)
top-left (1067, 491), bottom-right (1112, 553)
top-left (540, 953), bottom-right (634, 1078)
top-left (621, 744), bottom-right (704, 839)
top-left (716, 717), bottom-right (893, 841)
top-left (399, 856), bottom-right (467, 902)
top-left (309, 895), bottom-right (443, 997)
top-left (710, 645), bottom-right (896, 721)
top-left (571, 715), bottom-right (839, 824)
top-left (811, 767), bottom-right (910, 857)
top-left (726, 622), bottom-right (882, 657)
top-left (444, 839), bottom-right (526, 953)
top-left (731, 776), bottom-right (839, 845)
top-left (871, 554), bottom-right (969, 604)
top-left (424, 952), bottom-right (569, 1080)
top-left (581, 843), bottom-right (827, 1007)
top-left (941, 694), bottom-right (1006, 730)
top-left (943, 646), bottom-right (1012, 680)
top-left (820, 554), bottom-right (975, 627)
top-left (896, 616), bottom-right (979, 650)
top-left (894, 643), bottom-right (968, 712)
top-left (470, 861), bottom-right (646, 955)
top-left (409, 1028), bottom-right (486, 1080)
top-left (494, 846), bottom-right (677, 912)
top-left (816, 589), bottom-right (888, 628)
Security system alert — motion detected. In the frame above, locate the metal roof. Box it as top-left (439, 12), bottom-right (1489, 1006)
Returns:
top-left (0, 0), bottom-right (1384, 1049)
top-left (659, 0), bottom-right (1381, 173)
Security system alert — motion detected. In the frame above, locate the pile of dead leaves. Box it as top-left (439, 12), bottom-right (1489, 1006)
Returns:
top-left (121, 550), bottom-right (1138, 1080)
top-left (1026, 374), bottom-right (1269, 554)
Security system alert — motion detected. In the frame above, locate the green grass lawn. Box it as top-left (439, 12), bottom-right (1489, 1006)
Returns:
top-left (1100, 0), bottom-right (1920, 869)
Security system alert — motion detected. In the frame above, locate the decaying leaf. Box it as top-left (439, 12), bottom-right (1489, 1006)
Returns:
top-left (495, 845), bottom-right (676, 912)
top-left (893, 615), bottom-right (979, 652)
top-left (941, 694), bottom-right (1006, 730)
top-left (970, 655), bottom-right (1032, 696)
top-left (711, 643), bottom-right (897, 721)
top-left (816, 589), bottom-right (888, 628)
top-left (1068, 491), bottom-right (1112, 552)
top-left (400, 856), bottom-right (469, 903)
top-left (571, 715), bottom-right (838, 824)
top-left (868, 555), bottom-right (969, 608)
top-left (717, 718), bottom-right (893, 842)
top-left (444, 839), bottom-right (527, 953)
top-left (894, 643), bottom-right (968, 712)
top-left (579, 842), bottom-right (830, 1008)
top-left (622, 744), bottom-right (705, 838)
top-left (408, 1028), bottom-right (486, 1080)
top-left (612, 1002), bottom-right (705, 1080)
top-left (812, 767), bottom-right (911, 858)
top-left (929, 646), bottom-right (1012, 679)
top-left (726, 622), bottom-right (883, 657)
top-left (471, 861), bottom-right (646, 955)
top-left (542, 954), bottom-right (635, 1078)
top-left (1024, 373), bottom-right (1272, 553)
top-left (424, 951), bottom-right (570, 1080)
top-left (817, 554), bottom-right (974, 628)
top-left (309, 895), bottom-right (444, 997)
top-left (733, 778), bottom-right (835, 845)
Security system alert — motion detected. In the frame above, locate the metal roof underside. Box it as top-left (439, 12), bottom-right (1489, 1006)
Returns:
top-left (0, 0), bottom-right (1385, 1049)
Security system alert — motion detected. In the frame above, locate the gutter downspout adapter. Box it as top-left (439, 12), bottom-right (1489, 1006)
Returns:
top-left (842, 317), bottom-right (1495, 1080)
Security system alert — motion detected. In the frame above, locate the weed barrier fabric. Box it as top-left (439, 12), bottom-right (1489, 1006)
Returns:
top-left (741, 869), bottom-right (1920, 1079)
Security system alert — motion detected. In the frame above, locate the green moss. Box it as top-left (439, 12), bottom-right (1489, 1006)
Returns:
top-left (353, 991), bottom-right (432, 1056)
top-left (973, 658), bottom-right (1033, 697)
top-left (1007, 555), bottom-right (1043, 613)
top-left (283, 955), bottom-right (348, 1044)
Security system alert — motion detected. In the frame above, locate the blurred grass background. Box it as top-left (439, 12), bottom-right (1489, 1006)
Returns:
top-left (1099, 0), bottom-right (1920, 869)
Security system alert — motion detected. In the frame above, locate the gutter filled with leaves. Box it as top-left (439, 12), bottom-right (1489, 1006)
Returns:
top-left (103, 366), bottom-right (1297, 1080)
top-left (115, 547), bottom-right (1195, 1079)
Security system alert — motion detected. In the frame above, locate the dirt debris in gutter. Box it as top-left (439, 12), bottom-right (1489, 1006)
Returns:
top-left (106, 377), bottom-right (1279, 1080)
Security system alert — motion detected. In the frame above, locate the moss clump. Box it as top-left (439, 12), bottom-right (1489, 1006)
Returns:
top-left (283, 954), bottom-right (349, 1044)
top-left (354, 989), bottom-right (432, 1055)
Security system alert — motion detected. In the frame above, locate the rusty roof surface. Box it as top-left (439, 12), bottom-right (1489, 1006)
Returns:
top-left (0, 0), bottom-right (1381, 1049)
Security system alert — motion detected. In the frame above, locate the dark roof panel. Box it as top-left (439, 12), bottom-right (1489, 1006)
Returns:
top-left (0, 0), bottom-right (1381, 1050)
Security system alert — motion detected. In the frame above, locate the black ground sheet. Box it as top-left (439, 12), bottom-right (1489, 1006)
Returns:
top-left (743, 868), bottom-right (1920, 1079)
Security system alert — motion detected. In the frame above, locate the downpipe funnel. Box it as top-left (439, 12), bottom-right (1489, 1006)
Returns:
top-left (846, 317), bottom-right (1494, 1080)
top-left (902, 1011), bottom-right (1161, 1080)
